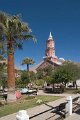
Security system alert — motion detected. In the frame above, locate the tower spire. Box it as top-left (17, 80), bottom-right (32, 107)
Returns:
top-left (48, 32), bottom-right (53, 40)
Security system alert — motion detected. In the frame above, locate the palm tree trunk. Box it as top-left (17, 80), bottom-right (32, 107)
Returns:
top-left (27, 64), bottom-right (29, 72)
top-left (7, 52), bottom-right (15, 91)
top-left (7, 40), bottom-right (16, 101)
top-left (27, 64), bottom-right (30, 83)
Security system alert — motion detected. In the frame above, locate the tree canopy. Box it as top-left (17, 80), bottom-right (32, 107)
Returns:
top-left (0, 12), bottom-right (36, 53)
top-left (36, 65), bottom-right (54, 83)
top-left (22, 57), bottom-right (35, 71)
top-left (51, 61), bottom-right (80, 84)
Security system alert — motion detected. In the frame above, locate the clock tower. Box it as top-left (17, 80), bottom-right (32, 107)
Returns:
top-left (44, 32), bottom-right (58, 62)
top-left (31, 32), bottom-right (64, 72)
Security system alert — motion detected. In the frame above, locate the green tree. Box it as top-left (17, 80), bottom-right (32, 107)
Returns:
top-left (51, 61), bottom-right (80, 88)
top-left (36, 69), bottom-right (44, 79)
top-left (29, 71), bottom-right (36, 82)
top-left (22, 57), bottom-right (35, 72)
top-left (36, 65), bottom-right (54, 86)
top-left (21, 71), bottom-right (30, 87)
top-left (0, 57), bottom-right (7, 88)
top-left (16, 71), bottom-right (36, 88)
top-left (36, 65), bottom-right (54, 79)
top-left (22, 57), bottom-right (35, 84)
top-left (0, 12), bottom-right (36, 100)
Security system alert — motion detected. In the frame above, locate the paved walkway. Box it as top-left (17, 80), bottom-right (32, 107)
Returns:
top-left (0, 97), bottom-right (66, 120)
top-left (64, 113), bottom-right (80, 120)
top-left (0, 90), bottom-right (80, 120)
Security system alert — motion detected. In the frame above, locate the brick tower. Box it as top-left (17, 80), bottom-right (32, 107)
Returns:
top-left (31, 32), bottom-right (63, 72)
top-left (44, 32), bottom-right (58, 63)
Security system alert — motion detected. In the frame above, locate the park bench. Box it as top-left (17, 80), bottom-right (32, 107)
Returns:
top-left (44, 86), bottom-right (53, 93)
top-left (57, 96), bottom-right (80, 115)
top-left (52, 96), bottom-right (80, 119)
top-left (53, 102), bottom-right (67, 119)
top-left (72, 96), bottom-right (80, 112)
top-left (44, 86), bottom-right (64, 93)
top-left (0, 90), bottom-right (7, 100)
top-left (29, 96), bottom-right (80, 120)
top-left (56, 96), bottom-right (80, 117)
top-left (53, 88), bottom-right (64, 93)
top-left (0, 90), bottom-right (7, 105)
top-left (0, 93), bottom-right (7, 101)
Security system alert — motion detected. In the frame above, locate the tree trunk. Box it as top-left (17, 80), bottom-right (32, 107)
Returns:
top-left (75, 81), bottom-right (78, 90)
top-left (73, 82), bottom-right (75, 87)
top-left (27, 64), bottom-right (30, 82)
top-left (7, 46), bottom-right (16, 101)
top-left (7, 52), bottom-right (15, 91)
top-left (27, 64), bottom-right (29, 72)
top-left (65, 82), bottom-right (66, 87)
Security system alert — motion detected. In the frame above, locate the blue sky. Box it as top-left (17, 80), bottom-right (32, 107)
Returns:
top-left (0, 0), bottom-right (80, 69)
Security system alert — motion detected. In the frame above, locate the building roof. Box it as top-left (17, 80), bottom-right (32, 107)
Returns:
top-left (30, 59), bottom-right (61, 73)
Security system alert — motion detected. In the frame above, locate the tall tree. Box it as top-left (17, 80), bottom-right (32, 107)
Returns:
top-left (0, 12), bottom-right (36, 100)
top-left (22, 57), bottom-right (35, 72)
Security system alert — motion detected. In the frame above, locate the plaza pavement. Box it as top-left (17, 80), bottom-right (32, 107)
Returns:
top-left (0, 90), bottom-right (80, 120)
top-left (64, 113), bottom-right (80, 120)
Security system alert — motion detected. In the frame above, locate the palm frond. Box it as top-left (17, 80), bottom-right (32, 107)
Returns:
top-left (0, 23), bottom-right (7, 34)
top-left (14, 42), bottom-right (23, 50)
top-left (0, 12), bottom-right (36, 51)
top-left (14, 34), bottom-right (36, 42)
top-left (22, 57), bottom-right (35, 65)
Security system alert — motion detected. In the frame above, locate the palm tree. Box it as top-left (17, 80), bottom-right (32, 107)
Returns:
top-left (0, 12), bottom-right (36, 101)
top-left (22, 57), bottom-right (35, 83)
top-left (22, 57), bottom-right (35, 72)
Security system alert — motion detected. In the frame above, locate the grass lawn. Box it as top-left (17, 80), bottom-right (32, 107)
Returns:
top-left (64, 88), bottom-right (80, 94)
top-left (0, 95), bottom-right (62, 117)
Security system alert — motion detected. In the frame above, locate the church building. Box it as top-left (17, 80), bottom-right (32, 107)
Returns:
top-left (36, 32), bottom-right (65, 71)
top-left (30, 32), bottom-right (64, 72)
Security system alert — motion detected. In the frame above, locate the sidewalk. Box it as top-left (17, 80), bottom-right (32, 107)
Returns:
top-left (0, 97), bottom-right (66, 120)
top-left (64, 109), bottom-right (80, 120)
top-left (64, 113), bottom-right (80, 120)
top-left (0, 90), bottom-right (80, 120)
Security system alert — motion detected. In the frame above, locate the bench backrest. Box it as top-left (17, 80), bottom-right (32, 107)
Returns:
top-left (72, 96), bottom-right (79, 103)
